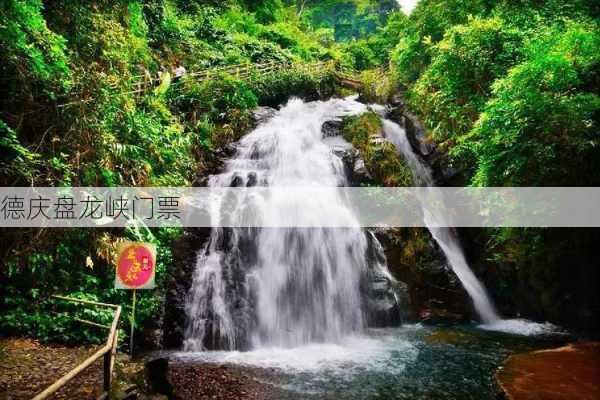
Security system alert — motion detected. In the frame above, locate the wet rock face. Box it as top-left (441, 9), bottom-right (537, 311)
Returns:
top-left (193, 143), bottom-right (237, 187)
top-left (364, 277), bottom-right (403, 327)
top-left (386, 104), bottom-right (460, 185)
top-left (330, 146), bottom-right (372, 185)
top-left (362, 231), bottom-right (406, 327)
top-left (351, 157), bottom-right (372, 183)
top-left (322, 120), bottom-right (343, 137)
top-left (323, 120), bottom-right (373, 186)
top-left (363, 272), bottom-right (409, 327)
top-left (373, 228), bottom-right (472, 322)
top-left (403, 112), bottom-right (435, 158)
top-left (386, 106), bottom-right (434, 158)
top-left (162, 228), bottom-right (212, 349)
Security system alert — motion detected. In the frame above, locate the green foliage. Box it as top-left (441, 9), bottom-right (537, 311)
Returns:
top-left (171, 73), bottom-right (257, 125)
top-left (359, 69), bottom-right (395, 103)
top-left (382, 0), bottom-right (600, 329)
top-left (409, 17), bottom-right (523, 141)
top-left (343, 111), bottom-right (382, 145)
top-left (250, 66), bottom-right (335, 106)
top-left (386, 0), bottom-right (599, 187)
top-left (0, 0), bottom-right (70, 94)
top-left (366, 10), bottom-right (409, 65)
top-left (340, 39), bottom-right (377, 69)
top-left (343, 112), bottom-right (413, 186)
top-left (0, 120), bottom-right (39, 185)
top-left (463, 22), bottom-right (600, 186)
top-left (259, 22), bottom-right (329, 60)
top-left (0, 227), bottom-right (179, 345)
top-left (301, 0), bottom-right (398, 41)
top-left (391, 0), bottom-right (490, 84)
top-left (0, 0), bottom-right (339, 344)
top-left (244, 0), bottom-right (285, 24)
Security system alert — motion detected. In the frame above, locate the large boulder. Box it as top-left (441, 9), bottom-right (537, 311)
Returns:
top-left (321, 120), bottom-right (343, 137)
top-left (374, 227), bottom-right (473, 322)
top-left (362, 231), bottom-right (408, 327)
top-left (145, 357), bottom-right (173, 397)
top-left (496, 342), bottom-right (600, 400)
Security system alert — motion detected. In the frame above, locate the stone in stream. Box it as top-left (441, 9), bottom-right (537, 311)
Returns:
top-left (325, 132), bottom-right (373, 186)
top-left (145, 357), bottom-right (173, 398)
top-left (372, 227), bottom-right (472, 322)
top-left (496, 341), bottom-right (600, 400)
top-left (419, 306), bottom-right (467, 325)
top-left (352, 157), bottom-right (372, 182)
top-left (321, 120), bottom-right (343, 137)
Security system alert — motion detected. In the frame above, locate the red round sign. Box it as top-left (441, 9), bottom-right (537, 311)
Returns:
top-left (116, 243), bottom-right (155, 289)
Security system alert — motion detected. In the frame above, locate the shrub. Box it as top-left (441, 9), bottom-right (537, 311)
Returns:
top-left (0, 0), bottom-right (70, 96)
top-left (359, 69), bottom-right (396, 103)
top-left (340, 39), bottom-right (377, 70)
top-left (0, 120), bottom-right (39, 185)
top-left (342, 112), bottom-right (413, 186)
top-left (408, 17), bottom-right (523, 141)
top-left (462, 22), bottom-right (600, 186)
top-left (250, 67), bottom-right (335, 107)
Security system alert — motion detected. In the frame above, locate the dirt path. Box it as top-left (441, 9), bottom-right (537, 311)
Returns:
top-left (167, 363), bottom-right (297, 400)
top-left (0, 338), bottom-right (103, 400)
top-left (0, 337), bottom-right (290, 400)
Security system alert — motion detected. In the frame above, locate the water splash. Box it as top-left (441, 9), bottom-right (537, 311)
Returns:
top-left (382, 119), bottom-right (500, 323)
top-left (184, 97), bottom-right (400, 351)
top-left (479, 319), bottom-right (564, 336)
top-left (177, 333), bottom-right (418, 376)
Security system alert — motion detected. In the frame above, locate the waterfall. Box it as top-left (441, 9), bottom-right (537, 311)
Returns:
top-left (382, 119), bottom-right (500, 323)
top-left (184, 97), bottom-right (399, 351)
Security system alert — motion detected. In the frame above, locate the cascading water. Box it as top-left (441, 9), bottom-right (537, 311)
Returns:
top-left (176, 98), bottom-right (563, 400)
top-left (382, 119), bottom-right (500, 323)
top-left (184, 97), bottom-right (400, 351)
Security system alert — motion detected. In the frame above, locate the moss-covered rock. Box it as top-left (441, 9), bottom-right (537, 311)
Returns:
top-left (340, 110), bottom-right (471, 321)
top-left (341, 112), bottom-right (413, 187)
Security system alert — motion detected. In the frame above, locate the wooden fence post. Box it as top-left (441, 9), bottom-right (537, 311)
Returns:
top-left (103, 351), bottom-right (111, 395)
top-left (32, 296), bottom-right (121, 400)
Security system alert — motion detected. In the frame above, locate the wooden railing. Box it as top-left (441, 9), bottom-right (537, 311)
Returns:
top-left (334, 65), bottom-right (362, 83)
top-left (32, 295), bottom-right (122, 400)
top-left (58, 60), bottom-right (337, 107)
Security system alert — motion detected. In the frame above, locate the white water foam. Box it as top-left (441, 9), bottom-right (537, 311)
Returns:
top-left (479, 318), bottom-right (564, 336)
top-left (184, 97), bottom-right (401, 351)
top-left (176, 332), bottom-right (418, 378)
top-left (382, 119), bottom-right (501, 324)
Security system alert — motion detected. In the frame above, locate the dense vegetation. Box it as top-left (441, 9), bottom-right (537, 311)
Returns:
top-left (0, 0), bottom-right (378, 343)
top-left (382, 0), bottom-right (599, 331)
top-left (342, 112), bottom-right (413, 186)
top-left (1, 0), bottom-right (599, 344)
top-left (391, 0), bottom-right (599, 187)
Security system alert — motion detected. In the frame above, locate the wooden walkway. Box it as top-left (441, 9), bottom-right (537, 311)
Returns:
top-left (128, 59), bottom-right (338, 93)
top-left (59, 60), bottom-right (366, 107)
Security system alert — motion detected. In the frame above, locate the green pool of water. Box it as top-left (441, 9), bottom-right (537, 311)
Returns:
top-left (174, 324), bottom-right (568, 400)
